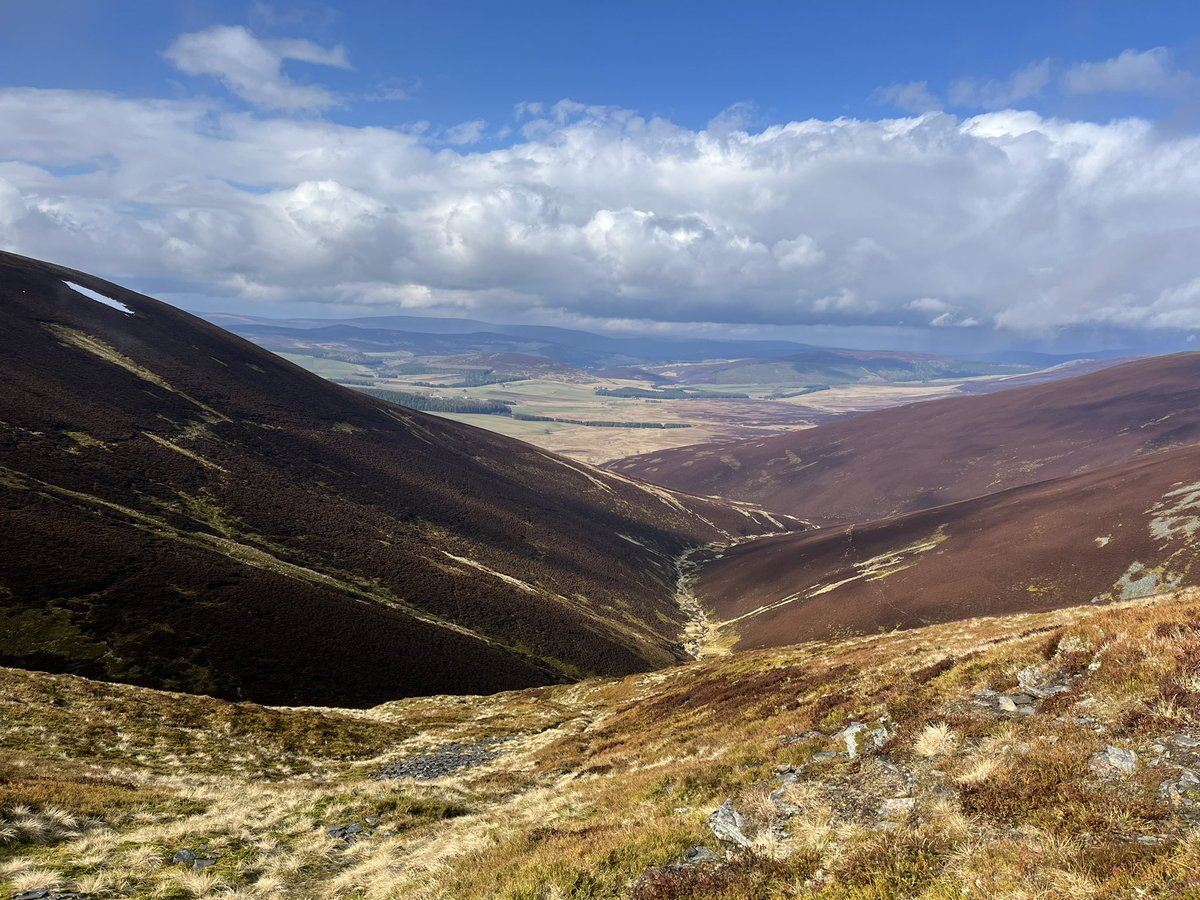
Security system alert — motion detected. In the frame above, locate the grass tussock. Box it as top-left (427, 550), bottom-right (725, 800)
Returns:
top-left (4, 589), bottom-right (1200, 896)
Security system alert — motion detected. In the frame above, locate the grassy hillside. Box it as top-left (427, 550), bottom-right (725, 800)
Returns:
top-left (3, 590), bottom-right (1200, 898)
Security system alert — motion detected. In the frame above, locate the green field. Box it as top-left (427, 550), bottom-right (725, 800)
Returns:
top-left (431, 411), bottom-right (575, 438)
top-left (277, 352), bottom-right (374, 379)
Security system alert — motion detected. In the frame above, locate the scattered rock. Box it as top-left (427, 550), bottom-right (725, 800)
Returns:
top-left (1134, 834), bottom-right (1172, 846)
top-left (781, 729), bottom-right (824, 746)
top-left (878, 797), bottom-right (915, 819)
top-left (840, 721), bottom-right (891, 757)
top-left (1017, 666), bottom-right (1072, 699)
top-left (374, 736), bottom-right (512, 780)
top-left (708, 799), bottom-right (752, 849)
top-left (997, 695), bottom-right (1036, 715)
top-left (327, 821), bottom-right (378, 849)
top-left (14, 892), bottom-right (90, 900)
top-left (1091, 745), bottom-right (1139, 776)
top-left (1159, 768), bottom-right (1200, 808)
top-left (1169, 733), bottom-right (1200, 750)
top-left (681, 846), bottom-right (721, 864)
top-left (192, 858), bottom-right (217, 872)
top-left (171, 849), bottom-right (196, 864)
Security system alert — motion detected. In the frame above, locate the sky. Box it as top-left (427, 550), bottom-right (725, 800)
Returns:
top-left (3, 1), bottom-right (1200, 353)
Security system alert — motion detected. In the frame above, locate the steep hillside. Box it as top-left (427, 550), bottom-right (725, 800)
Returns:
top-left (0, 251), bottom-right (791, 706)
top-left (692, 444), bottom-right (1200, 652)
top-left (611, 352), bottom-right (1200, 524)
top-left (3, 590), bottom-right (1200, 897)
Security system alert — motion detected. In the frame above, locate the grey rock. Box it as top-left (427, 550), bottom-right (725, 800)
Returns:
top-left (682, 846), bottom-right (721, 864)
top-left (1159, 768), bottom-right (1200, 806)
top-left (840, 721), bottom-right (890, 757)
top-left (1017, 666), bottom-right (1071, 699)
top-left (812, 751), bottom-right (838, 762)
top-left (374, 736), bottom-right (512, 781)
top-left (13, 891), bottom-right (50, 900)
top-left (172, 849), bottom-right (196, 864)
top-left (1091, 745), bottom-right (1138, 775)
top-left (708, 799), bottom-right (751, 849)
top-left (345, 823), bottom-right (364, 835)
top-left (841, 723), bottom-right (869, 756)
top-left (878, 797), bottom-right (915, 819)
top-left (192, 858), bottom-right (217, 871)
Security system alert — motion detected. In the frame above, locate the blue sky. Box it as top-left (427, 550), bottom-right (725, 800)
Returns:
top-left (8, 2), bottom-right (1200, 135)
top-left (3, 1), bottom-right (1200, 352)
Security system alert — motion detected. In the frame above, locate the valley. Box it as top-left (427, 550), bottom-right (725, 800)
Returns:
top-left (213, 315), bottom-right (1123, 465)
top-left (4, 253), bottom-right (1200, 898)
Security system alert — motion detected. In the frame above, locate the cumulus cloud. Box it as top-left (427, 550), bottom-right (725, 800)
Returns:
top-left (164, 25), bottom-right (349, 111)
top-left (1062, 47), bottom-right (1192, 95)
top-left (949, 59), bottom-right (1052, 110)
top-left (3, 88), bottom-right (1200, 338)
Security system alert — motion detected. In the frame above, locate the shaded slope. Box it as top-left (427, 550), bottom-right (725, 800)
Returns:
top-left (611, 352), bottom-right (1200, 524)
top-left (694, 444), bottom-right (1200, 651)
top-left (0, 251), bottom-right (791, 706)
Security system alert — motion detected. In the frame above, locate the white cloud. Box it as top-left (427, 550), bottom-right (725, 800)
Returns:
top-left (949, 59), bottom-right (1051, 110)
top-left (871, 81), bottom-right (941, 113)
top-left (164, 25), bottom-right (349, 111)
top-left (444, 119), bottom-right (487, 145)
top-left (1062, 47), bottom-right (1191, 95)
top-left (366, 77), bottom-right (417, 102)
top-left (4, 87), bottom-right (1200, 337)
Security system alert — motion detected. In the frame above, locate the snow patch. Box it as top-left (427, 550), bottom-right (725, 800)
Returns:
top-left (64, 281), bottom-right (134, 315)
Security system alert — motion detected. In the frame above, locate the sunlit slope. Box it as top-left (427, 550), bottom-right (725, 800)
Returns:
top-left (3, 590), bottom-right (1200, 897)
top-left (694, 444), bottom-right (1200, 651)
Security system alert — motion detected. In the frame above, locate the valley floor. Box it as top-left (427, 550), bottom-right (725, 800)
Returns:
top-left (4, 590), bottom-right (1200, 898)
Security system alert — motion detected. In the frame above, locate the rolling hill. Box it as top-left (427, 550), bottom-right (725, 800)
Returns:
top-left (692, 443), bottom-right (1200, 652)
top-left (0, 251), bottom-right (794, 707)
top-left (611, 352), bottom-right (1200, 524)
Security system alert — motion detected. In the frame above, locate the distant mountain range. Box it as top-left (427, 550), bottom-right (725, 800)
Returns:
top-left (204, 311), bottom-right (826, 369)
top-left (205, 311), bottom-right (1125, 380)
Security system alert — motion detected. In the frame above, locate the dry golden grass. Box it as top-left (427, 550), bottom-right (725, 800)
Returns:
top-left (4, 589), bottom-right (1200, 897)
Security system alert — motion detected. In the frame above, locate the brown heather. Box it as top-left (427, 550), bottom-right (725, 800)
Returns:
top-left (4, 589), bottom-right (1200, 897)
